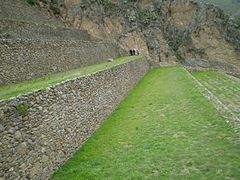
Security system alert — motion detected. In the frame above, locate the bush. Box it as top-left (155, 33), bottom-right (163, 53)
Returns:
top-left (26, 0), bottom-right (37, 6)
top-left (138, 10), bottom-right (157, 25)
top-left (175, 51), bottom-right (185, 63)
top-left (15, 103), bottom-right (30, 116)
top-left (235, 16), bottom-right (240, 29)
top-left (103, 1), bottom-right (118, 13)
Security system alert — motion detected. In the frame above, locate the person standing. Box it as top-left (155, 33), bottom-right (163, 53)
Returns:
top-left (129, 49), bottom-right (133, 56)
top-left (132, 49), bottom-right (136, 56)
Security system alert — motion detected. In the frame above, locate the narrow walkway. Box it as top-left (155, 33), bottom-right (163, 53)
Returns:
top-left (0, 56), bottom-right (141, 100)
top-left (52, 67), bottom-right (240, 179)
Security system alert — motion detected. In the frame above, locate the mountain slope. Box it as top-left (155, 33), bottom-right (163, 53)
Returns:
top-left (36, 0), bottom-right (240, 75)
top-left (14, 0), bottom-right (240, 76)
top-left (196, 0), bottom-right (240, 16)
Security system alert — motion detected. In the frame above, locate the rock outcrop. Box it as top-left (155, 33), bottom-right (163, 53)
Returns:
top-left (39, 0), bottom-right (240, 75)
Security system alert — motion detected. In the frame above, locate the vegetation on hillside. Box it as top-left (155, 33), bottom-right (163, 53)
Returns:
top-left (26, 0), bottom-right (37, 6)
top-left (196, 0), bottom-right (240, 27)
top-left (196, 0), bottom-right (240, 16)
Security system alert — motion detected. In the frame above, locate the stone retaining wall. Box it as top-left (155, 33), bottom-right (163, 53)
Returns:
top-left (0, 19), bottom-right (91, 41)
top-left (0, 0), bottom-right (63, 27)
top-left (183, 59), bottom-right (240, 77)
top-left (0, 57), bottom-right (149, 179)
top-left (0, 39), bottom-right (125, 85)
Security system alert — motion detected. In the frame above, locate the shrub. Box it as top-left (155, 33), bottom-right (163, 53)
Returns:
top-left (138, 10), bottom-right (157, 25)
top-left (15, 103), bottom-right (30, 116)
top-left (235, 16), bottom-right (240, 29)
top-left (175, 51), bottom-right (185, 63)
top-left (103, 1), bottom-right (118, 13)
top-left (26, 0), bottom-right (37, 6)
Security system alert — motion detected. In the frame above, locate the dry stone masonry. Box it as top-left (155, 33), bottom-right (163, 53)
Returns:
top-left (0, 19), bottom-right (91, 41)
top-left (1, 0), bottom-right (240, 179)
top-left (0, 57), bottom-right (149, 179)
top-left (0, 39), bottom-right (124, 85)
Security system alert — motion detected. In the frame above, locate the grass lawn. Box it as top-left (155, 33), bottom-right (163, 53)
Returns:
top-left (192, 71), bottom-right (240, 119)
top-left (0, 56), bottom-right (142, 100)
top-left (52, 67), bottom-right (240, 179)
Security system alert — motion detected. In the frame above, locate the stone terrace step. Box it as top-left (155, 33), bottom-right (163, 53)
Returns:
top-left (0, 55), bottom-right (142, 100)
top-left (0, 0), bottom-right (63, 27)
top-left (0, 38), bottom-right (125, 85)
top-left (0, 19), bottom-right (91, 41)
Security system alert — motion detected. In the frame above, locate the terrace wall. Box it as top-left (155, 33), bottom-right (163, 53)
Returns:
top-left (0, 19), bottom-right (91, 41)
top-left (0, 57), bottom-right (149, 179)
top-left (0, 39), bottom-right (125, 85)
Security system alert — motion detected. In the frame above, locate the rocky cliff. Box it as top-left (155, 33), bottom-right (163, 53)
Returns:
top-left (37, 0), bottom-right (240, 76)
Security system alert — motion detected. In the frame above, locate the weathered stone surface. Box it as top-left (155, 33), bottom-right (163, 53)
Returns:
top-left (14, 131), bottom-right (22, 140)
top-left (16, 142), bottom-right (28, 155)
top-left (0, 57), bottom-right (149, 179)
top-left (41, 155), bottom-right (49, 163)
top-left (30, 162), bottom-right (41, 178)
top-left (0, 124), bottom-right (4, 132)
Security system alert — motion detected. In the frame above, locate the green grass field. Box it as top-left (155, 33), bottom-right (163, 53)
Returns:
top-left (0, 56), bottom-right (141, 100)
top-left (193, 71), bottom-right (240, 120)
top-left (52, 67), bottom-right (240, 179)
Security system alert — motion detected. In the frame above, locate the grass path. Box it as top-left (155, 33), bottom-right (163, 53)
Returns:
top-left (0, 56), bottom-right (141, 100)
top-left (52, 67), bottom-right (240, 179)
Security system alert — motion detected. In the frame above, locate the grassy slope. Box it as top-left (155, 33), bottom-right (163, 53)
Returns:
top-left (0, 56), bottom-right (141, 101)
top-left (192, 71), bottom-right (240, 110)
top-left (52, 67), bottom-right (240, 180)
top-left (192, 71), bottom-right (240, 90)
top-left (192, 71), bottom-right (240, 129)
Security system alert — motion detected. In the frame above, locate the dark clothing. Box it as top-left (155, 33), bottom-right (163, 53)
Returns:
top-left (129, 50), bottom-right (133, 56)
top-left (132, 50), bottom-right (136, 55)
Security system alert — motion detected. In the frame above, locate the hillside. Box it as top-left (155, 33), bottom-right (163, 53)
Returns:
top-left (196, 0), bottom-right (240, 16)
top-left (38, 0), bottom-right (240, 77)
